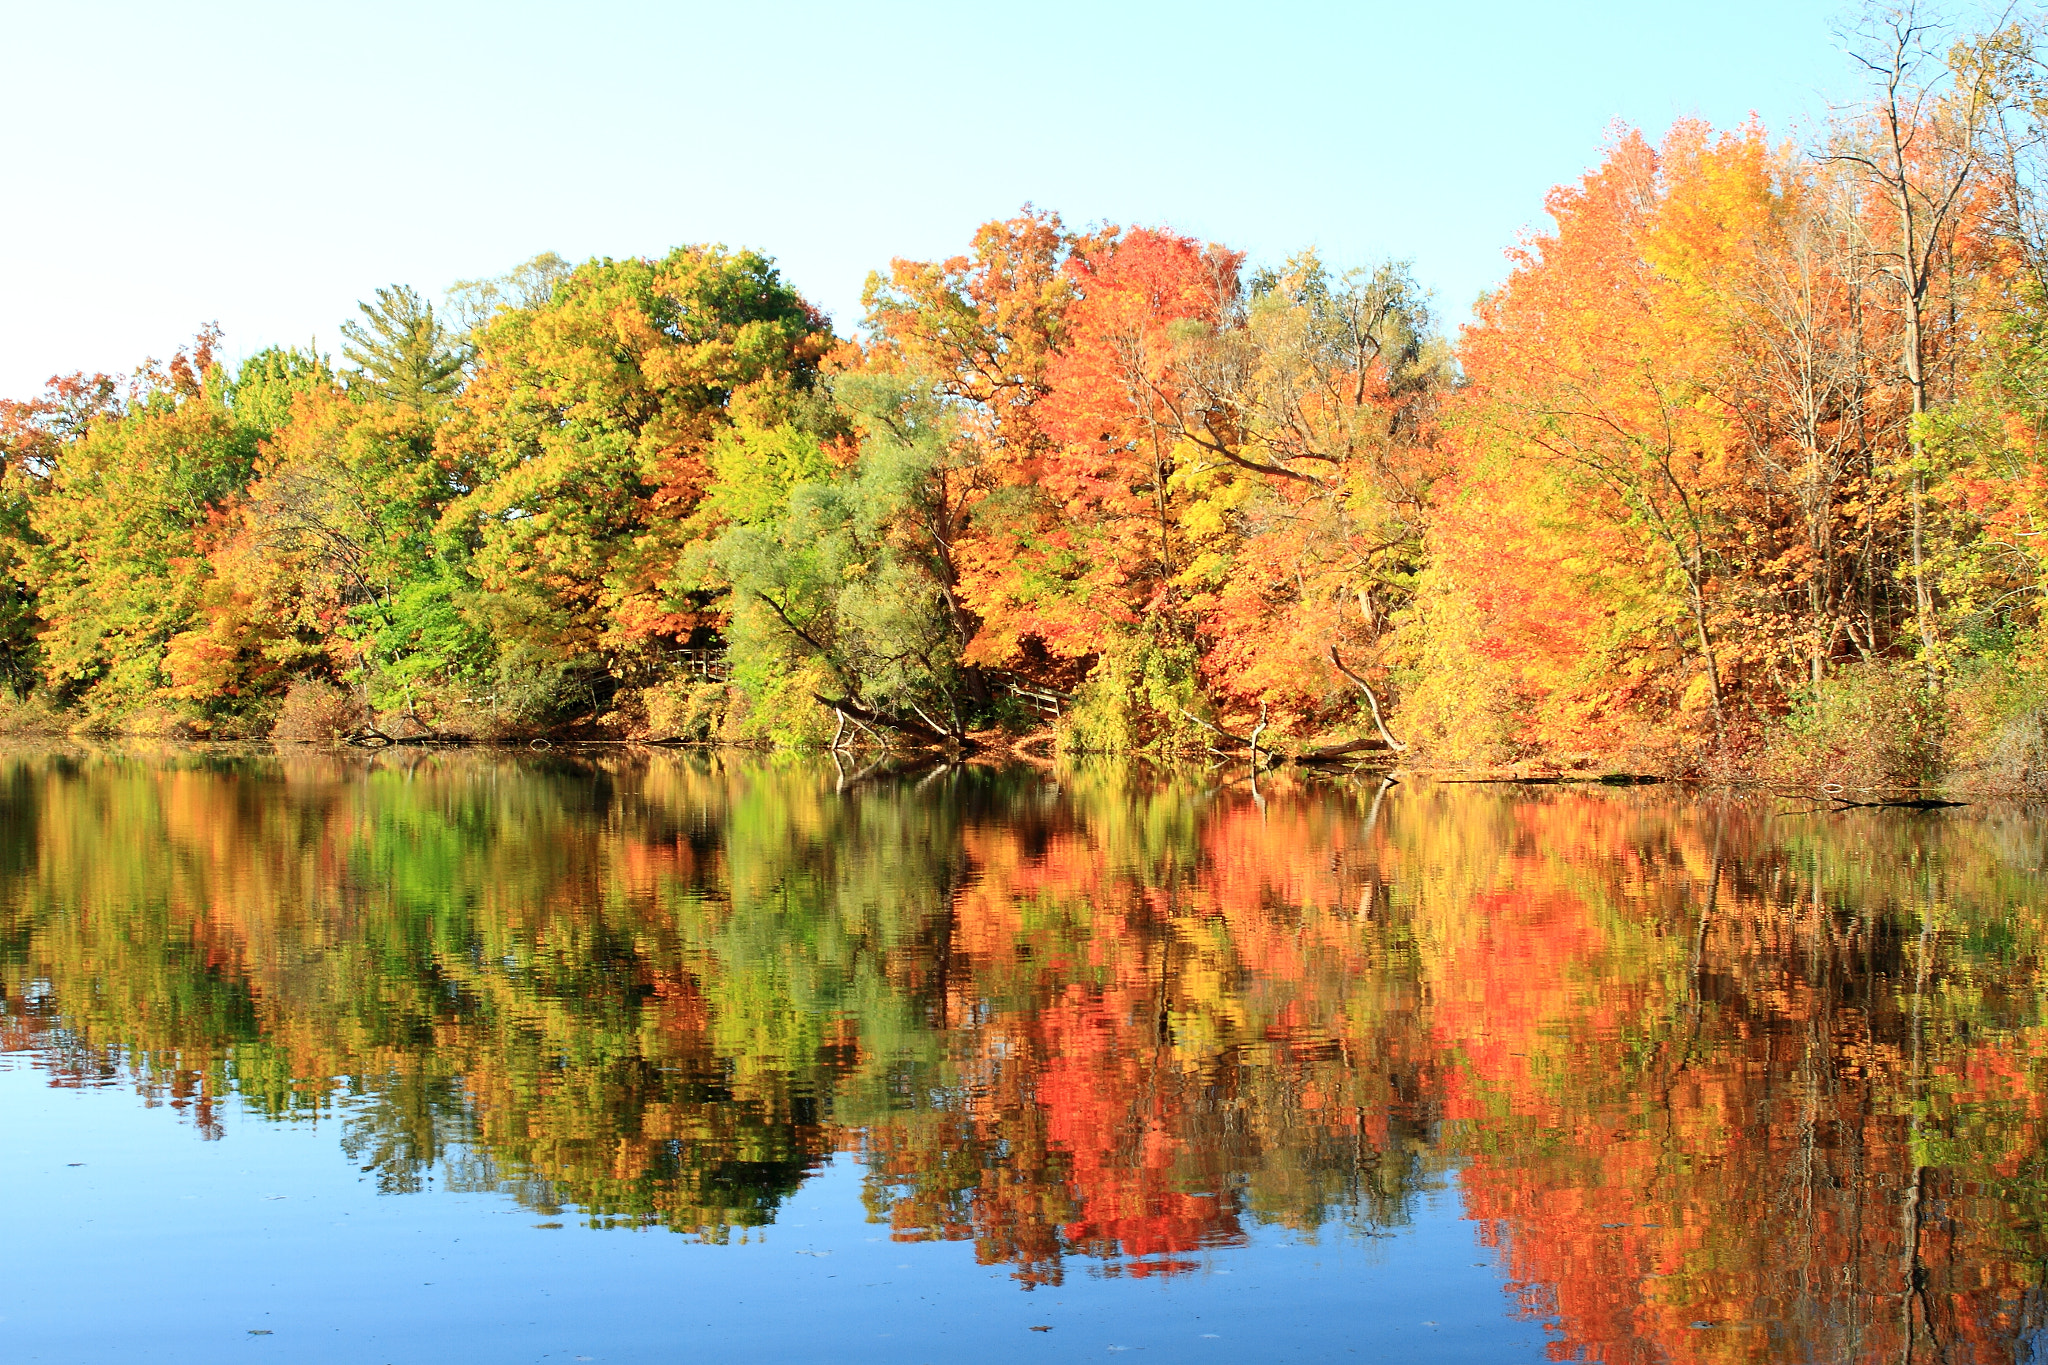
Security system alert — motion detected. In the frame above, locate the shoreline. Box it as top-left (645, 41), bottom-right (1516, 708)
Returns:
top-left (1, 731), bottom-right (2043, 800)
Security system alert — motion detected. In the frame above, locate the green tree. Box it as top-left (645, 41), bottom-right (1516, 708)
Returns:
top-left (224, 345), bottom-right (335, 437)
top-left (710, 373), bottom-right (991, 745)
top-left (341, 285), bottom-right (466, 410)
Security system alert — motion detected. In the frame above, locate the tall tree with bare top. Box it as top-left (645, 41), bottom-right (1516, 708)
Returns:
top-left (1830, 2), bottom-right (2000, 682)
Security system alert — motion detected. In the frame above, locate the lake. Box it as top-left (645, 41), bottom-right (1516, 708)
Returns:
top-left (1, 749), bottom-right (2043, 1363)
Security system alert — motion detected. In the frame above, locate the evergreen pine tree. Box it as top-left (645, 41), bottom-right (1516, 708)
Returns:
top-left (339, 285), bottom-right (465, 409)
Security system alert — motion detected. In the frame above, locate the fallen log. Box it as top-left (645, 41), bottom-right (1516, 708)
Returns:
top-left (1832, 797), bottom-right (1967, 810)
top-left (1292, 737), bottom-right (1392, 765)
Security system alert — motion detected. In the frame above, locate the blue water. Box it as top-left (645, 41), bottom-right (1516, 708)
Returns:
top-left (0, 1063), bottom-right (1550, 1364)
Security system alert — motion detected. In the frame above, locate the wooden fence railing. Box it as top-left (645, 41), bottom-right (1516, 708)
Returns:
top-left (995, 673), bottom-right (1072, 719)
top-left (663, 647), bottom-right (731, 682)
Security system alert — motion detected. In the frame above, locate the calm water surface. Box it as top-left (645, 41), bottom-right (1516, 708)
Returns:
top-left (2, 750), bottom-right (2045, 1363)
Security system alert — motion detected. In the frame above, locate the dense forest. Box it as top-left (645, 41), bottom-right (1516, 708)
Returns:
top-left (6, 10), bottom-right (2048, 786)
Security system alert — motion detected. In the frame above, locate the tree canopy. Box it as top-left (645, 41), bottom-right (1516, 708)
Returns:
top-left (2, 8), bottom-right (2047, 787)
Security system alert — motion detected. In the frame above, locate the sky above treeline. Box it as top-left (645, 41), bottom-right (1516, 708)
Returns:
top-left (3, 0), bottom-right (1862, 398)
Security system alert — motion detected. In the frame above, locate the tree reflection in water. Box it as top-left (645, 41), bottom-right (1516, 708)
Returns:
top-left (2, 749), bottom-right (2045, 1360)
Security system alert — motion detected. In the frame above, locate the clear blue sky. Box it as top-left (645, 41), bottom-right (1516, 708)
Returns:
top-left (1, 0), bottom-right (1872, 398)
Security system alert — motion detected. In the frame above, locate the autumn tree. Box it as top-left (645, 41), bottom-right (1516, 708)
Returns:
top-left (435, 245), bottom-right (833, 724)
top-left (862, 214), bottom-right (1446, 751)
top-left (17, 334), bottom-right (293, 718)
top-left (0, 372), bottom-right (123, 694)
top-left (1452, 128), bottom-right (1751, 753)
top-left (859, 210), bottom-right (1088, 693)
top-left (1171, 252), bottom-right (1448, 737)
top-left (184, 381), bottom-right (472, 717)
top-left (444, 252), bottom-right (574, 337)
top-left (1831, 3), bottom-right (2001, 679)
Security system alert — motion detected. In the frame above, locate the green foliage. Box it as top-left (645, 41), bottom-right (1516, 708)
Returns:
top-left (718, 479), bottom-right (954, 729)
top-left (705, 421), bottom-right (831, 527)
top-left (1946, 659), bottom-right (2048, 792)
top-left (356, 559), bottom-right (495, 711)
top-left (341, 284), bottom-right (466, 409)
top-left (1760, 664), bottom-right (1948, 790)
top-left (707, 373), bottom-right (989, 743)
top-left (1061, 628), bottom-right (1203, 754)
top-left (225, 346), bottom-right (335, 437)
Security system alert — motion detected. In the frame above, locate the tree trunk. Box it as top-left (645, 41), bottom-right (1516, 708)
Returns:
top-left (1898, 195), bottom-right (1938, 686)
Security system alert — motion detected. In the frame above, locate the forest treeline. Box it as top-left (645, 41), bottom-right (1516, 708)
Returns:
top-left (6, 7), bottom-right (2048, 785)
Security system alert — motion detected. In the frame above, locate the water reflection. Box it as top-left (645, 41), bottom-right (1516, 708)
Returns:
top-left (1, 749), bottom-right (2044, 1360)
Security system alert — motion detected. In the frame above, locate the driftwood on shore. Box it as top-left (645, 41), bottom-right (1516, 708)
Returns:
top-left (344, 725), bottom-right (470, 749)
top-left (1328, 647), bottom-right (1408, 753)
top-left (813, 693), bottom-right (977, 751)
top-left (1830, 797), bottom-right (1968, 810)
top-left (1178, 705), bottom-right (1395, 769)
top-left (1436, 773), bottom-right (1665, 786)
top-left (1293, 737), bottom-right (1394, 764)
